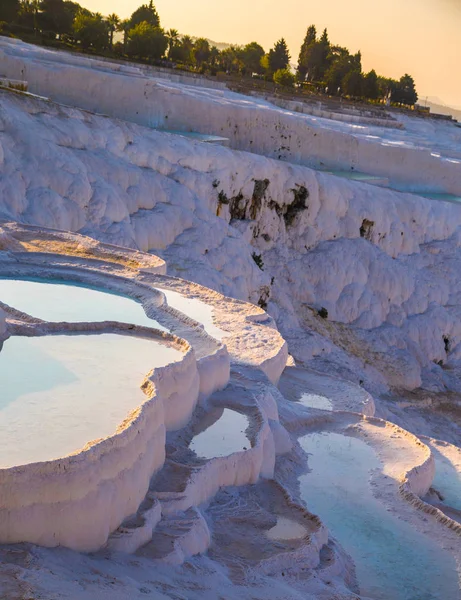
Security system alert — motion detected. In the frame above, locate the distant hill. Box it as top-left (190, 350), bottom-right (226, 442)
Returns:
top-left (188, 36), bottom-right (231, 51)
top-left (205, 39), bottom-right (232, 51)
top-left (422, 98), bottom-right (461, 122)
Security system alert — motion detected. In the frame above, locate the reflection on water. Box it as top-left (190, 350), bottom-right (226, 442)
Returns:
top-left (190, 408), bottom-right (249, 459)
top-left (299, 431), bottom-right (459, 600)
top-left (160, 288), bottom-right (226, 339)
top-left (0, 334), bottom-right (181, 466)
top-left (0, 278), bottom-right (167, 330)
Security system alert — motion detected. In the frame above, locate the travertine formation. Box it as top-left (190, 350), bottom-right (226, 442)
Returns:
top-left (0, 37), bottom-right (460, 600)
top-left (0, 224), bottom-right (288, 552)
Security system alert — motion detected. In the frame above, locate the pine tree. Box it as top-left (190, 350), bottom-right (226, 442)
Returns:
top-left (297, 25), bottom-right (316, 81)
top-left (267, 38), bottom-right (290, 74)
top-left (129, 1), bottom-right (160, 29)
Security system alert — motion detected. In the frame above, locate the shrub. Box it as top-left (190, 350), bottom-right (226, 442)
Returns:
top-left (273, 68), bottom-right (295, 88)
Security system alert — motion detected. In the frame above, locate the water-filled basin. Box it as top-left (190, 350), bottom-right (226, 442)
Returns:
top-left (160, 288), bottom-right (227, 339)
top-left (0, 278), bottom-right (167, 330)
top-left (190, 408), bottom-right (249, 459)
top-left (299, 431), bottom-right (459, 600)
top-left (0, 333), bottom-right (181, 467)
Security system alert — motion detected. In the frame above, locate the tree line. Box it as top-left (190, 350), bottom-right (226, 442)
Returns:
top-left (296, 25), bottom-right (417, 105)
top-left (0, 0), bottom-right (418, 106)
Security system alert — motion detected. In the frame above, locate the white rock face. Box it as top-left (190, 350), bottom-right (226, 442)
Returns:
top-left (2, 86), bottom-right (461, 393)
top-left (0, 225), bottom-right (292, 552)
top-left (1, 37), bottom-right (460, 195)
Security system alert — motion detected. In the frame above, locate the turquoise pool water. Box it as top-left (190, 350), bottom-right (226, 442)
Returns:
top-left (0, 278), bottom-right (167, 330)
top-left (190, 408), bottom-right (249, 459)
top-left (420, 192), bottom-right (461, 204)
top-left (0, 333), bottom-right (181, 467)
top-left (299, 431), bottom-right (460, 600)
top-left (326, 170), bottom-right (388, 184)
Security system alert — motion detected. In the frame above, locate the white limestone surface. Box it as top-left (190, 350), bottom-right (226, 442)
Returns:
top-left (1, 37), bottom-right (460, 194)
top-left (3, 87), bottom-right (461, 395)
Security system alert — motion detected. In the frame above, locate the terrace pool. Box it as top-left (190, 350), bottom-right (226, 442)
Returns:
top-left (0, 333), bottom-right (181, 467)
top-left (0, 278), bottom-right (167, 330)
top-left (299, 431), bottom-right (459, 600)
top-left (160, 288), bottom-right (227, 340)
top-left (190, 408), bottom-right (249, 459)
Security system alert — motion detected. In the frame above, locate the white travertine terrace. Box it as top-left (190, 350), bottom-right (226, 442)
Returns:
top-left (0, 224), bottom-right (288, 553)
top-left (1, 77), bottom-right (461, 399)
top-left (0, 321), bottom-right (196, 551)
top-left (1, 37), bottom-right (460, 195)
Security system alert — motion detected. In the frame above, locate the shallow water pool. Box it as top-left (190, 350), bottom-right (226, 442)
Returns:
top-left (420, 192), bottom-right (461, 204)
top-left (160, 288), bottom-right (227, 340)
top-left (0, 333), bottom-right (181, 466)
top-left (299, 431), bottom-right (460, 600)
top-left (190, 408), bottom-right (249, 459)
top-left (326, 170), bottom-right (389, 185)
top-left (0, 278), bottom-right (167, 330)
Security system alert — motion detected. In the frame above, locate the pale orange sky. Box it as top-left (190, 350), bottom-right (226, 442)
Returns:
top-left (78, 0), bottom-right (461, 106)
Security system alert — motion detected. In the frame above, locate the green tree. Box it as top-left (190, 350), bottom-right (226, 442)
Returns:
top-left (208, 45), bottom-right (220, 69)
top-left (342, 69), bottom-right (363, 97)
top-left (273, 68), bottom-right (295, 88)
top-left (193, 37), bottom-right (210, 67)
top-left (363, 69), bottom-right (379, 100)
top-left (129, 1), bottom-right (159, 29)
top-left (37, 0), bottom-right (74, 37)
top-left (267, 38), bottom-right (290, 74)
top-left (241, 41), bottom-right (265, 75)
top-left (324, 51), bottom-right (353, 94)
top-left (73, 11), bottom-right (108, 51)
top-left (392, 73), bottom-right (418, 106)
top-left (219, 45), bottom-right (243, 73)
top-left (127, 20), bottom-right (167, 60)
top-left (297, 24), bottom-right (316, 81)
top-left (169, 34), bottom-right (194, 64)
top-left (0, 0), bottom-right (20, 23)
top-left (15, 0), bottom-right (40, 33)
top-left (119, 18), bottom-right (130, 50)
top-left (106, 13), bottom-right (120, 48)
top-left (377, 76), bottom-right (396, 100)
top-left (300, 28), bottom-right (330, 82)
top-left (165, 27), bottom-right (179, 57)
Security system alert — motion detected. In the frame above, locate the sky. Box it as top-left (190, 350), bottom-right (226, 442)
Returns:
top-left (78, 0), bottom-right (461, 107)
